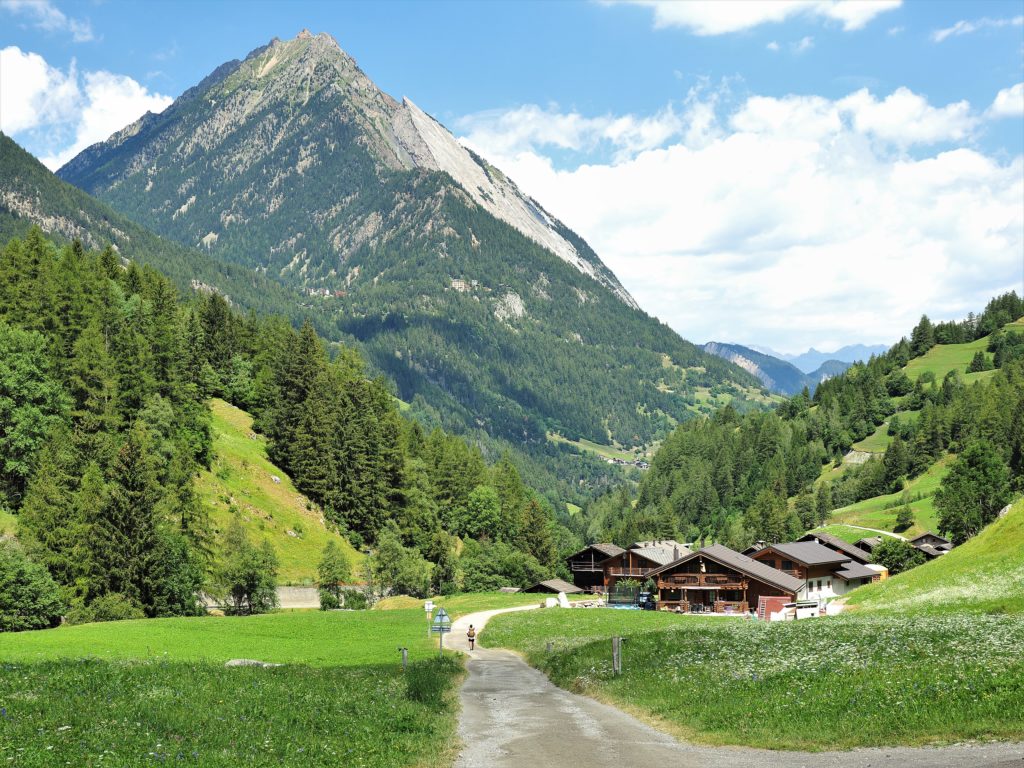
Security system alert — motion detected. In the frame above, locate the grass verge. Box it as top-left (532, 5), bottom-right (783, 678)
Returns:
top-left (483, 608), bottom-right (1024, 750)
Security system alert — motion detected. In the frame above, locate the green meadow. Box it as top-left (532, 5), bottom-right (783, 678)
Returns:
top-left (0, 594), bottom-right (536, 767)
top-left (829, 456), bottom-right (950, 536)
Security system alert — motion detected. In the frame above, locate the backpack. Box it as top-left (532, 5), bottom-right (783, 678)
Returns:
top-left (467, 627), bottom-right (476, 638)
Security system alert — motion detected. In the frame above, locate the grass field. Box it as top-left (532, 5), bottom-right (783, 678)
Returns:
top-left (483, 608), bottom-right (1024, 750)
top-left (807, 524), bottom-right (901, 544)
top-left (374, 592), bottom-right (555, 616)
top-left (0, 593), bottom-right (541, 767)
top-left (0, 509), bottom-right (15, 538)
top-left (196, 399), bottom-right (361, 584)
top-left (852, 421), bottom-right (892, 453)
top-left (546, 431), bottom-right (640, 462)
top-left (904, 334), bottom-right (991, 382)
top-left (847, 497), bottom-right (1024, 615)
top-left (829, 456), bottom-right (950, 536)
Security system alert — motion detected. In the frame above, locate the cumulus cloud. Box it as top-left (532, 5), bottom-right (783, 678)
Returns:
top-left (613, 0), bottom-right (901, 35)
top-left (0, 0), bottom-right (94, 42)
top-left (988, 83), bottom-right (1024, 119)
top-left (932, 15), bottom-right (1023, 43)
top-left (457, 88), bottom-right (1023, 352)
top-left (0, 46), bottom-right (171, 170)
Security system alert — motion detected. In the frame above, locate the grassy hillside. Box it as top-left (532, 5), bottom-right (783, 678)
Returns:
top-left (196, 398), bottom-right (362, 585)
top-left (828, 456), bottom-right (950, 536)
top-left (0, 509), bottom-right (16, 538)
top-left (905, 334), bottom-right (997, 383)
top-left (846, 497), bottom-right (1024, 615)
top-left (807, 524), bottom-right (902, 544)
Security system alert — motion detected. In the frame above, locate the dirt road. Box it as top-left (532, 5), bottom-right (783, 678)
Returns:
top-left (450, 607), bottom-right (1024, 768)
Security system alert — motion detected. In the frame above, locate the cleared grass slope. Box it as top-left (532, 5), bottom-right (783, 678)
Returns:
top-left (846, 496), bottom-right (1024, 615)
top-left (197, 398), bottom-right (362, 585)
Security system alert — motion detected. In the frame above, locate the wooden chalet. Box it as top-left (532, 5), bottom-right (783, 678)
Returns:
top-left (798, 531), bottom-right (873, 565)
top-left (854, 536), bottom-right (883, 554)
top-left (646, 544), bottom-right (804, 614)
top-left (751, 541), bottom-right (879, 598)
top-left (909, 531), bottom-right (953, 559)
top-left (603, 543), bottom-right (689, 591)
top-left (566, 543), bottom-right (625, 591)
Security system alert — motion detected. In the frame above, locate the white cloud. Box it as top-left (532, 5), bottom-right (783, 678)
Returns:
top-left (932, 15), bottom-right (1023, 43)
top-left (766, 40), bottom-right (780, 52)
top-left (837, 87), bottom-right (976, 145)
top-left (792, 35), bottom-right (815, 53)
top-left (0, 0), bottom-right (94, 42)
top-left (0, 46), bottom-right (171, 170)
top-left (988, 83), bottom-right (1024, 119)
top-left (456, 89), bottom-right (1022, 352)
top-left (613, 0), bottom-right (901, 35)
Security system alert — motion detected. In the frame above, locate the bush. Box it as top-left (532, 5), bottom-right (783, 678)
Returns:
top-left (65, 593), bottom-right (146, 625)
top-left (872, 538), bottom-right (926, 576)
top-left (404, 656), bottom-right (460, 708)
top-left (318, 588), bottom-right (340, 611)
top-left (340, 589), bottom-right (368, 610)
top-left (0, 541), bottom-right (65, 631)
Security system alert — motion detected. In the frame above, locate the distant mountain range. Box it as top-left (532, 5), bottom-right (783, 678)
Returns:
top-left (750, 343), bottom-right (890, 374)
top-left (702, 342), bottom-right (853, 395)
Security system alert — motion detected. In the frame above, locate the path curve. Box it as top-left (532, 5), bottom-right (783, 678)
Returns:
top-left (451, 607), bottom-right (1024, 768)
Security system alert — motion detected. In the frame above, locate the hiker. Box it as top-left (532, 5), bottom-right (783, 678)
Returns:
top-left (467, 624), bottom-right (476, 650)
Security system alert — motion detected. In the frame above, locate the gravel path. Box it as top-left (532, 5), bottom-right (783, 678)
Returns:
top-left (451, 607), bottom-right (1024, 768)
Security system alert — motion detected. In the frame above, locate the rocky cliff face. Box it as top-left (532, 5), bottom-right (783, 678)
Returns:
top-left (59, 31), bottom-right (634, 306)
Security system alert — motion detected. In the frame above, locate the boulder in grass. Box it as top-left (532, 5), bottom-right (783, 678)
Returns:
top-left (225, 659), bottom-right (283, 668)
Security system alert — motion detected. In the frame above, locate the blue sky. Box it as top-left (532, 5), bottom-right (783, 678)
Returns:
top-left (2, 0), bottom-right (1022, 352)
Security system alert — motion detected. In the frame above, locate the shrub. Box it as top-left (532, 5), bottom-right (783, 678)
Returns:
top-left (214, 515), bottom-right (279, 615)
top-left (65, 593), bottom-right (145, 625)
top-left (318, 588), bottom-right (340, 611)
top-left (340, 589), bottom-right (368, 610)
top-left (405, 656), bottom-right (460, 708)
top-left (0, 541), bottom-right (64, 631)
top-left (872, 538), bottom-right (926, 575)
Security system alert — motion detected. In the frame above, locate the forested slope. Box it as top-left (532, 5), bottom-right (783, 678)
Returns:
top-left (576, 294), bottom-right (1024, 548)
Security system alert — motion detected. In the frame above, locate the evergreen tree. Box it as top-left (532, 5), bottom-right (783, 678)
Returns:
top-left (935, 442), bottom-right (1012, 544)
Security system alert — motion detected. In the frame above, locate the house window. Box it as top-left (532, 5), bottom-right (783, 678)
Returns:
top-left (763, 558), bottom-right (775, 568)
top-left (782, 560), bottom-right (794, 570)
top-left (827, 580), bottom-right (832, 590)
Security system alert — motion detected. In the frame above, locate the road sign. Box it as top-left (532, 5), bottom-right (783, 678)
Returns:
top-left (430, 607), bottom-right (451, 633)
top-left (424, 600), bottom-right (434, 613)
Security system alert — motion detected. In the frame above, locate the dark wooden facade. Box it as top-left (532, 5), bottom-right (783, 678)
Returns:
top-left (566, 544), bottom-right (624, 591)
top-left (647, 545), bottom-right (802, 614)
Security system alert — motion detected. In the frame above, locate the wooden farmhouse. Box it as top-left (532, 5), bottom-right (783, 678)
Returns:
top-left (854, 536), bottom-right (883, 555)
top-left (566, 543), bottom-right (625, 591)
top-left (602, 542), bottom-right (690, 591)
top-left (646, 544), bottom-right (805, 614)
top-left (909, 531), bottom-right (953, 559)
top-left (750, 541), bottom-right (879, 599)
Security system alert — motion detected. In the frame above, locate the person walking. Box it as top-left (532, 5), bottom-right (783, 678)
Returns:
top-left (467, 624), bottom-right (476, 650)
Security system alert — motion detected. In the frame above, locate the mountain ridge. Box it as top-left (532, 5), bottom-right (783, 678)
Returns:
top-left (702, 341), bottom-right (847, 395)
top-left (54, 29), bottom-right (765, 464)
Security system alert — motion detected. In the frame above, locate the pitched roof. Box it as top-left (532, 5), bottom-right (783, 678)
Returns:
top-left (833, 562), bottom-right (878, 581)
top-left (630, 545), bottom-right (686, 567)
top-left (568, 543), bottom-right (625, 560)
top-left (855, 537), bottom-right (882, 549)
top-left (909, 531), bottom-right (951, 545)
top-left (764, 542), bottom-right (850, 566)
top-left (630, 539), bottom-right (685, 551)
top-left (647, 544), bottom-right (804, 595)
top-left (799, 532), bottom-right (873, 563)
top-left (523, 578), bottom-right (583, 594)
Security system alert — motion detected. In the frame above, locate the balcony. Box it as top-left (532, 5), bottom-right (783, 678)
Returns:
top-left (659, 573), bottom-right (745, 589)
top-left (606, 568), bottom-right (652, 578)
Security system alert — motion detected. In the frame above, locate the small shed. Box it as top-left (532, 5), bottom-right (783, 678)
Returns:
top-left (523, 578), bottom-right (583, 594)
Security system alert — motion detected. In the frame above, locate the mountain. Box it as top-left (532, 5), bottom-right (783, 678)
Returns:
top-left (785, 344), bottom-right (889, 374)
top-left (702, 341), bottom-right (848, 395)
top-left (56, 30), bottom-right (762, 460)
top-left (0, 133), bottom-right (301, 320)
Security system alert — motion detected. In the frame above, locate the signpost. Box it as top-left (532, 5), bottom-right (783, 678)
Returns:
top-left (430, 607), bottom-right (452, 658)
top-left (425, 600), bottom-right (434, 638)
